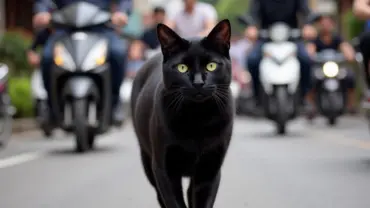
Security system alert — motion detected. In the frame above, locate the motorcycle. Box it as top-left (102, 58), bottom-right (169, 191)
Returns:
top-left (312, 49), bottom-right (348, 126)
top-left (48, 2), bottom-right (122, 152)
top-left (31, 69), bottom-right (53, 137)
top-left (238, 16), bottom-right (302, 134)
top-left (0, 64), bottom-right (15, 148)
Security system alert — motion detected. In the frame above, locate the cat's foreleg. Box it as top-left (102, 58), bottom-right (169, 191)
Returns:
top-left (188, 146), bottom-right (225, 208)
top-left (152, 145), bottom-right (187, 208)
top-left (152, 159), bottom-right (187, 208)
top-left (140, 150), bottom-right (166, 208)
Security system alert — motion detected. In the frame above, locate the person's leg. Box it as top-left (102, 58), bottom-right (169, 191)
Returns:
top-left (102, 29), bottom-right (127, 124)
top-left (246, 41), bottom-right (263, 100)
top-left (296, 42), bottom-right (315, 118)
top-left (296, 42), bottom-right (312, 98)
top-left (40, 30), bottom-right (65, 121)
top-left (359, 31), bottom-right (370, 90)
top-left (346, 69), bottom-right (357, 114)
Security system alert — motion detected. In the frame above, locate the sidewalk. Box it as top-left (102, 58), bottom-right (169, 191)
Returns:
top-left (12, 118), bottom-right (37, 133)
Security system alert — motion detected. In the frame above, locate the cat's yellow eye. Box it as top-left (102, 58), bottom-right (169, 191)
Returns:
top-left (206, 62), bottom-right (217, 72)
top-left (177, 64), bottom-right (188, 73)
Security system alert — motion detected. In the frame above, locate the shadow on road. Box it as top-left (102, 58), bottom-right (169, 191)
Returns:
top-left (244, 131), bottom-right (308, 140)
top-left (47, 146), bottom-right (119, 156)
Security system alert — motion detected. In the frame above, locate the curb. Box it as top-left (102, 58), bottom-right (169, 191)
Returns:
top-left (12, 118), bottom-right (38, 133)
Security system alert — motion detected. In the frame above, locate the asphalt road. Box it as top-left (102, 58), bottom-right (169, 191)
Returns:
top-left (1, 116), bottom-right (370, 208)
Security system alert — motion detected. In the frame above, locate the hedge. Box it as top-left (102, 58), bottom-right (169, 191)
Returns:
top-left (0, 31), bottom-right (34, 118)
top-left (0, 30), bottom-right (33, 77)
top-left (8, 77), bottom-right (33, 118)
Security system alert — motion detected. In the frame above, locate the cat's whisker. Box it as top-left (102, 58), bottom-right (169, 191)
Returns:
top-left (213, 95), bottom-right (225, 113)
top-left (174, 95), bottom-right (184, 113)
top-left (216, 86), bottom-right (231, 91)
top-left (164, 90), bottom-right (181, 96)
top-left (167, 93), bottom-right (182, 109)
top-left (168, 93), bottom-right (185, 113)
top-left (215, 89), bottom-right (230, 99)
top-left (216, 84), bottom-right (231, 88)
top-left (213, 92), bottom-right (227, 113)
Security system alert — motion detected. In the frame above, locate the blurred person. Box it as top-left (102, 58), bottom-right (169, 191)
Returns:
top-left (306, 15), bottom-right (357, 115)
top-left (33, 0), bottom-right (132, 125)
top-left (165, 0), bottom-right (217, 38)
top-left (245, 0), bottom-right (317, 109)
top-left (27, 28), bottom-right (53, 67)
top-left (353, 0), bottom-right (370, 100)
top-left (230, 35), bottom-right (252, 69)
top-left (129, 6), bottom-right (166, 61)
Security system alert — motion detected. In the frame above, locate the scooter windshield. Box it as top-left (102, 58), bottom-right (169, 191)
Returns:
top-left (51, 2), bottom-right (111, 28)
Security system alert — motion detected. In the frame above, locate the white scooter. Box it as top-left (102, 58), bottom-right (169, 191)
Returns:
top-left (258, 23), bottom-right (302, 134)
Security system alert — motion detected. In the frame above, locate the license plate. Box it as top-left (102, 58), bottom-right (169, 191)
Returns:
top-left (324, 79), bottom-right (339, 91)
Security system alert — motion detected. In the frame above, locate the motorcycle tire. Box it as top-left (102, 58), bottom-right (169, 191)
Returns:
top-left (73, 99), bottom-right (90, 153)
top-left (87, 130), bottom-right (96, 150)
top-left (276, 86), bottom-right (288, 135)
top-left (42, 126), bottom-right (53, 138)
top-left (328, 117), bottom-right (337, 126)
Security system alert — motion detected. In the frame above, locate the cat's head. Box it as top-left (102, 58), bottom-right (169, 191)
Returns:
top-left (157, 19), bottom-right (232, 102)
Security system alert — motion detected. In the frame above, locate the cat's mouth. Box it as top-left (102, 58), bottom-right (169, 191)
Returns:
top-left (181, 87), bottom-right (215, 102)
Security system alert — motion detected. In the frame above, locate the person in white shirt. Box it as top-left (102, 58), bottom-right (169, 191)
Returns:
top-left (165, 0), bottom-right (217, 38)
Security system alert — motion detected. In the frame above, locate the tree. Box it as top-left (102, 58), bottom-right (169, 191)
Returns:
top-left (214, 0), bottom-right (249, 34)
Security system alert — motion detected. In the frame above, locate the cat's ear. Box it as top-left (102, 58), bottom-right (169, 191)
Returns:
top-left (206, 19), bottom-right (231, 49)
top-left (157, 23), bottom-right (188, 56)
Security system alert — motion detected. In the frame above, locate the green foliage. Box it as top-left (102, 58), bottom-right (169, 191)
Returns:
top-left (8, 77), bottom-right (33, 118)
top-left (343, 10), bottom-right (365, 39)
top-left (215, 0), bottom-right (249, 34)
top-left (0, 31), bottom-right (33, 77)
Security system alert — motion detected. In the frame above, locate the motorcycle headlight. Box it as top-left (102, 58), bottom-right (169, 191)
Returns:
top-left (53, 43), bottom-right (76, 71)
top-left (81, 40), bottom-right (108, 71)
top-left (323, 61), bottom-right (339, 78)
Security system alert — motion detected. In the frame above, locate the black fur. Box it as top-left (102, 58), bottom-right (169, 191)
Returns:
top-left (131, 19), bottom-right (234, 208)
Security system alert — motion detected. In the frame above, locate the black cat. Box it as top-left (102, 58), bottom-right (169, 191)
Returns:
top-left (131, 19), bottom-right (234, 208)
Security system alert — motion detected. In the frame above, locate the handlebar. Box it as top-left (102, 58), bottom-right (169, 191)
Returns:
top-left (313, 52), bottom-right (346, 64)
top-left (258, 28), bottom-right (301, 40)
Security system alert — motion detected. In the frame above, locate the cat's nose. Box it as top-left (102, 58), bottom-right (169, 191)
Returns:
top-left (193, 82), bottom-right (204, 89)
top-left (193, 73), bottom-right (204, 89)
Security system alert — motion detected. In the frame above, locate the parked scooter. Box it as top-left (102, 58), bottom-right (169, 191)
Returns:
top-left (312, 49), bottom-right (348, 125)
top-left (0, 64), bottom-right (15, 148)
top-left (238, 16), bottom-right (303, 134)
top-left (47, 2), bottom-right (124, 152)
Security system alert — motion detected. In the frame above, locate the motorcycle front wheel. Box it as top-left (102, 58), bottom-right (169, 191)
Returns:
top-left (275, 86), bottom-right (288, 135)
top-left (72, 99), bottom-right (90, 153)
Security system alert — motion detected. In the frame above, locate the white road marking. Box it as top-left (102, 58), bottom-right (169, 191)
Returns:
top-left (0, 152), bottom-right (44, 169)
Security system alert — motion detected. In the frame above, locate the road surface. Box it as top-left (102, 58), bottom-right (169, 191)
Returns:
top-left (1, 116), bottom-right (370, 208)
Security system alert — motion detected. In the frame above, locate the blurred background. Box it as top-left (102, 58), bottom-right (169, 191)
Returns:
top-left (1, 1), bottom-right (370, 208)
top-left (0, 0), bottom-right (365, 120)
